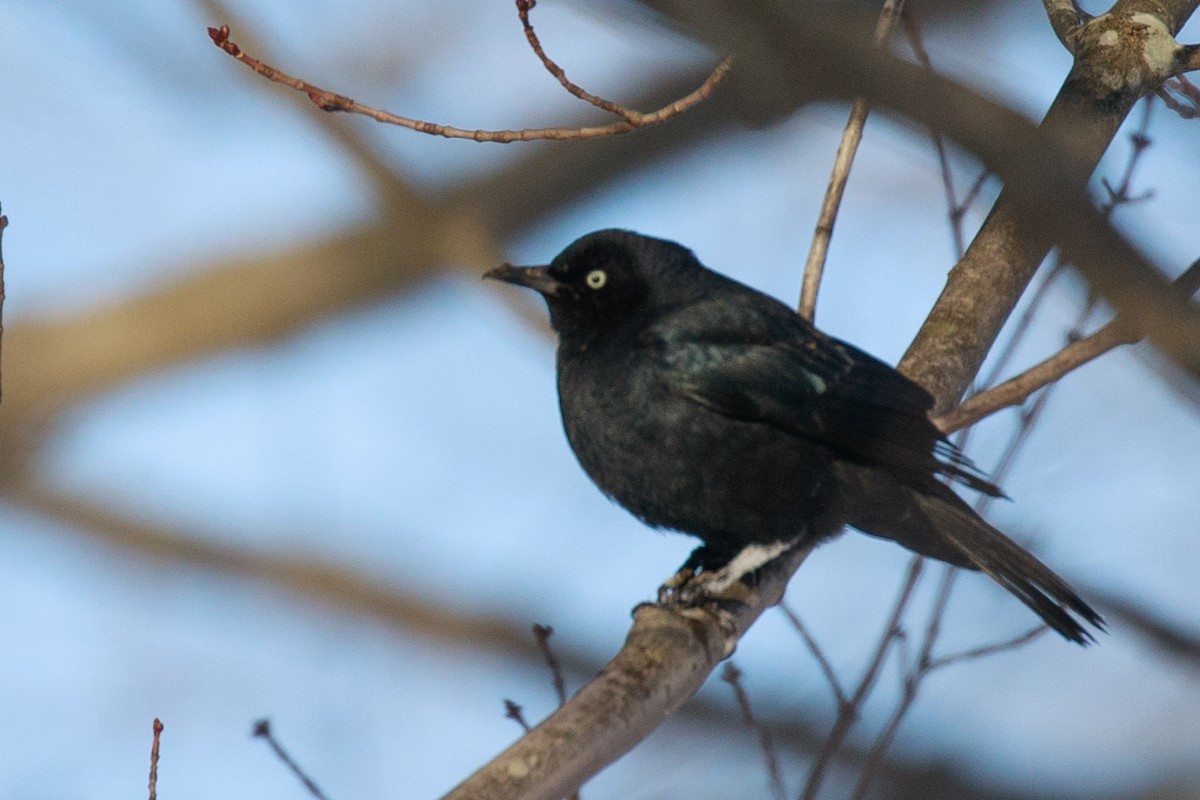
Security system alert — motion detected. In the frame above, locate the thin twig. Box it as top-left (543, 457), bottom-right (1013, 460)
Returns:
top-left (936, 319), bottom-right (1135, 432)
top-left (926, 625), bottom-right (1048, 671)
top-left (0, 205), bottom-right (6, 405)
top-left (847, 563), bottom-right (956, 800)
top-left (901, 7), bottom-right (988, 261)
top-left (1157, 73), bottom-right (1200, 117)
top-left (505, 700), bottom-right (532, 733)
top-left (799, 555), bottom-right (922, 800)
top-left (778, 603), bottom-right (847, 707)
top-left (516, 0), bottom-right (638, 123)
top-left (206, 24), bottom-right (732, 142)
top-left (799, 0), bottom-right (904, 320)
top-left (533, 623), bottom-right (568, 707)
top-left (722, 663), bottom-right (786, 800)
top-left (148, 719), bottom-right (163, 800)
top-left (253, 719), bottom-right (332, 800)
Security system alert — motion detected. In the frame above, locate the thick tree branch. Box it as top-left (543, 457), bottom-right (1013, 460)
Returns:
top-left (441, 543), bottom-right (816, 800)
top-left (902, 0), bottom-right (1200, 407)
top-left (1043, 0), bottom-right (1088, 51)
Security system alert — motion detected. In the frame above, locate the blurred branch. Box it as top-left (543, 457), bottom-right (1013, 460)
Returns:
top-left (2, 218), bottom-right (474, 426)
top-left (4, 64), bottom-right (732, 431)
top-left (10, 473), bottom-right (1156, 800)
top-left (206, 17), bottom-right (732, 142)
top-left (3, 479), bottom-right (576, 671)
top-left (253, 720), bottom-right (331, 800)
top-left (799, 0), bottom-right (904, 321)
top-left (722, 663), bottom-right (786, 800)
top-left (1092, 587), bottom-right (1200, 670)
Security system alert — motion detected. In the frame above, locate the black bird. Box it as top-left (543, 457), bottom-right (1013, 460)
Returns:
top-left (486, 229), bottom-right (1103, 644)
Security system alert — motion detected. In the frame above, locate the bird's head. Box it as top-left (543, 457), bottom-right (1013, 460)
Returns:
top-left (485, 229), bottom-right (708, 340)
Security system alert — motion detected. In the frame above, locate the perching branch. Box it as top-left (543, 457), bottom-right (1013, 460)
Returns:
top-left (441, 543), bottom-right (816, 800)
top-left (205, 8), bottom-right (732, 143)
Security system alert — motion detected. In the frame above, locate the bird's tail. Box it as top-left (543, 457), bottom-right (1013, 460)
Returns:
top-left (839, 467), bottom-right (1104, 644)
top-left (912, 490), bottom-right (1104, 644)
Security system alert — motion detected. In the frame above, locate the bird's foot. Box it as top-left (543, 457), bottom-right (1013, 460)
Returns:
top-left (658, 540), bottom-right (797, 607)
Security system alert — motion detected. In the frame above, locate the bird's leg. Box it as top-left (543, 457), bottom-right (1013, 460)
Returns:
top-left (660, 538), bottom-right (800, 606)
top-left (656, 543), bottom-right (740, 603)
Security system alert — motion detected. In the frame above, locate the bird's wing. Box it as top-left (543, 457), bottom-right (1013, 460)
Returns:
top-left (652, 299), bottom-right (999, 494)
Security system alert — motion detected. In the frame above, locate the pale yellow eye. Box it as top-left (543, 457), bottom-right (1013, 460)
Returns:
top-left (585, 269), bottom-right (607, 289)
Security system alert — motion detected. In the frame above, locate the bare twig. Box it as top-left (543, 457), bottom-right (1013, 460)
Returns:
top-left (253, 719), bottom-right (331, 800)
top-left (206, 24), bottom-right (732, 142)
top-left (148, 719), bottom-right (163, 800)
top-left (799, 0), bottom-right (904, 321)
top-left (901, 7), bottom-right (989, 260)
top-left (722, 663), bottom-right (786, 800)
top-left (517, 0), bottom-right (638, 124)
top-left (799, 556), bottom-right (923, 800)
top-left (848, 563), bottom-right (955, 800)
top-left (533, 624), bottom-right (568, 707)
top-left (1158, 73), bottom-right (1200, 116)
top-left (936, 318), bottom-right (1137, 432)
top-left (505, 700), bottom-right (532, 733)
top-left (0, 206), bottom-right (6, 406)
top-left (778, 603), bottom-right (847, 707)
top-left (926, 626), bottom-right (1048, 671)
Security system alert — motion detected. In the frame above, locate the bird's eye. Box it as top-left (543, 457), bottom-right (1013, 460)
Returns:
top-left (585, 269), bottom-right (607, 290)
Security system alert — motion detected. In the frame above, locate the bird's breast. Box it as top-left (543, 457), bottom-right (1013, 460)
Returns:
top-left (556, 345), bottom-right (840, 547)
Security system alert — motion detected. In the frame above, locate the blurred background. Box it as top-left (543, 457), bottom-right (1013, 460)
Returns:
top-left (2, 0), bottom-right (1199, 798)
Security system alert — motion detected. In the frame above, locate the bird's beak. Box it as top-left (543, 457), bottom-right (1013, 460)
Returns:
top-left (483, 263), bottom-right (564, 297)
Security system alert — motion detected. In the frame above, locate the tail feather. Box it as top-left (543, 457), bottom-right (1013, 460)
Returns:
top-left (837, 463), bottom-right (1104, 645)
top-left (913, 492), bottom-right (1105, 645)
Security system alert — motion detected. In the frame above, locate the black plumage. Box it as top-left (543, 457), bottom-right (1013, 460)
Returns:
top-left (485, 229), bottom-right (1103, 644)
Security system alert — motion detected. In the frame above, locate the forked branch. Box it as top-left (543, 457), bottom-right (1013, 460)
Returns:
top-left (206, 1), bottom-right (732, 143)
